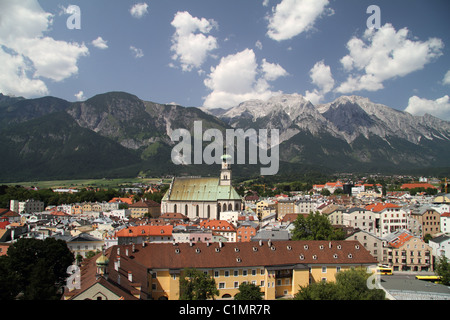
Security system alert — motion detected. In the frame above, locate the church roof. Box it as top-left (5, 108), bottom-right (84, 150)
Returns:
top-left (162, 177), bottom-right (241, 202)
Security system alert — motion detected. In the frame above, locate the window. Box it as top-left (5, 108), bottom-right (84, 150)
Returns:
top-left (219, 282), bottom-right (225, 289)
top-left (214, 271), bottom-right (219, 277)
top-left (234, 282), bottom-right (239, 288)
top-left (322, 267), bottom-right (327, 273)
top-left (243, 270), bottom-right (248, 276)
top-left (224, 270), bottom-right (230, 277)
top-left (234, 270), bottom-right (239, 277)
top-left (336, 266), bottom-right (341, 273)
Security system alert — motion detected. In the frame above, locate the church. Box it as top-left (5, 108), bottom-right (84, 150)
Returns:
top-left (161, 154), bottom-right (242, 220)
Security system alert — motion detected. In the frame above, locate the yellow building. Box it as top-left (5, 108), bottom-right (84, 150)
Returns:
top-left (65, 240), bottom-right (378, 300)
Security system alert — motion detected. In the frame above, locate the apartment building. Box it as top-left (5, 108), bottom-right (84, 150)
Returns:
top-left (382, 230), bottom-right (433, 272)
top-left (410, 207), bottom-right (441, 238)
top-left (342, 207), bottom-right (376, 233)
top-left (10, 199), bottom-right (44, 214)
top-left (346, 229), bottom-right (384, 263)
top-left (365, 202), bottom-right (408, 237)
top-left (276, 200), bottom-right (295, 219)
top-left (64, 240), bottom-right (377, 300)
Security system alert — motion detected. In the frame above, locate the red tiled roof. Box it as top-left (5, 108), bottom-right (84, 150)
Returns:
top-left (129, 199), bottom-right (160, 208)
top-left (0, 221), bottom-right (10, 229)
top-left (51, 211), bottom-right (69, 216)
top-left (116, 225), bottom-right (173, 238)
top-left (388, 232), bottom-right (414, 248)
top-left (128, 240), bottom-right (377, 269)
top-left (109, 197), bottom-right (134, 205)
top-left (199, 219), bottom-right (236, 232)
top-left (400, 183), bottom-right (437, 190)
top-left (365, 202), bottom-right (401, 212)
top-left (0, 209), bottom-right (19, 217)
top-left (63, 247), bottom-right (149, 300)
top-left (160, 212), bottom-right (188, 220)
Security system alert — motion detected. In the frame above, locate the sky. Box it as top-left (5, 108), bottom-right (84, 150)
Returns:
top-left (1, 0), bottom-right (450, 120)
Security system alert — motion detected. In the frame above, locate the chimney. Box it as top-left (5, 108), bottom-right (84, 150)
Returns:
top-left (128, 271), bottom-right (133, 282)
top-left (132, 243), bottom-right (136, 253)
top-left (116, 256), bottom-right (121, 270)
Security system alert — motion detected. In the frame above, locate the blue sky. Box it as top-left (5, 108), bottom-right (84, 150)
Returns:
top-left (1, 0), bottom-right (449, 119)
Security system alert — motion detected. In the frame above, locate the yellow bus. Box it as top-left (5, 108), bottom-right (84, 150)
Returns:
top-left (376, 266), bottom-right (393, 275)
top-left (415, 275), bottom-right (441, 283)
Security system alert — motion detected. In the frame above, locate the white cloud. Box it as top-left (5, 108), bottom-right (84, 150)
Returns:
top-left (309, 60), bottom-right (334, 93)
top-left (203, 49), bottom-right (288, 109)
top-left (443, 70), bottom-right (450, 86)
top-left (92, 36), bottom-right (108, 49)
top-left (262, 0), bottom-right (270, 7)
top-left (170, 11), bottom-right (218, 72)
top-left (0, 47), bottom-right (48, 97)
top-left (0, 0), bottom-right (88, 97)
top-left (266, 0), bottom-right (330, 41)
top-left (130, 3), bottom-right (149, 19)
top-left (405, 95), bottom-right (450, 121)
top-left (74, 90), bottom-right (85, 101)
top-left (336, 23), bottom-right (444, 94)
top-left (304, 89), bottom-right (323, 105)
top-left (304, 60), bottom-right (334, 104)
top-left (130, 46), bottom-right (144, 58)
top-left (261, 59), bottom-right (289, 81)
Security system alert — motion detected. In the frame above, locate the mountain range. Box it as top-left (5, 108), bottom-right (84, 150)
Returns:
top-left (0, 91), bottom-right (449, 182)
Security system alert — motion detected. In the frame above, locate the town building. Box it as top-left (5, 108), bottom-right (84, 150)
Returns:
top-left (64, 240), bottom-right (377, 300)
top-left (116, 225), bottom-right (173, 245)
top-left (410, 206), bottom-right (441, 238)
top-left (345, 229), bottom-right (384, 263)
top-left (428, 234), bottom-right (450, 260)
top-left (365, 202), bottom-right (408, 237)
top-left (236, 223), bottom-right (258, 242)
top-left (342, 207), bottom-right (376, 234)
top-left (199, 219), bottom-right (237, 243)
top-left (66, 233), bottom-right (105, 259)
top-left (161, 155), bottom-right (242, 220)
top-left (382, 230), bottom-right (433, 272)
top-left (294, 199), bottom-right (318, 214)
top-left (128, 199), bottom-right (161, 218)
top-left (276, 199), bottom-right (295, 219)
top-left (441, 212), bottom-right (450, 234)
top-left (10, 199), bottom-right (44, 214)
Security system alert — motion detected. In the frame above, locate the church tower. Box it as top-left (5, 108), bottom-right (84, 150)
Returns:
top-left (219, 153), bottom-right (232, 186)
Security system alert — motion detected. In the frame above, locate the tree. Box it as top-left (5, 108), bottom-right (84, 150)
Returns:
top-left (0, 238), bottom-right (75, 300)
top-left (294, 280), bottom-right (338, 300)
top-left (435, 256), bottom-right (450, 285)
top-left (179, 268), bottom-right (219, 300)
top-left (291, 212), bottom-right (345, 241)
top-left (234, 282), bottom-right (263, 300)
top-left (294, 268), bottom-right (385, 300)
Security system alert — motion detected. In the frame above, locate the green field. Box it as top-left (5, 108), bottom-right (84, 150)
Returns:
top-left (1, 177), bottom-right (173, 189)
